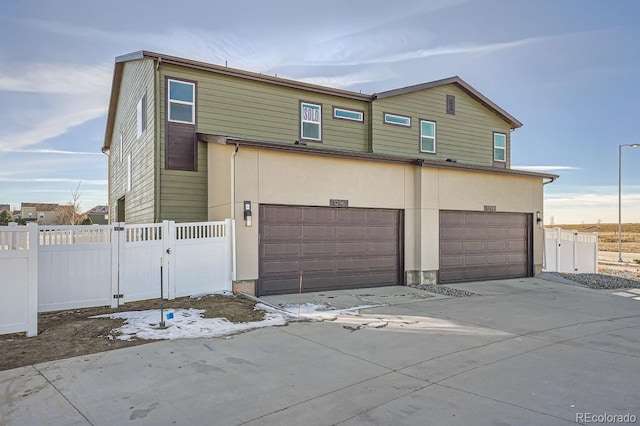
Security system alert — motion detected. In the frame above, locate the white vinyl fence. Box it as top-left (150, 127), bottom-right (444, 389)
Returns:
top-left (0, 224), bottom-right (38, 336)
top-left (1, 220), bottom-right (233, 336)
top-left (543, 228), bottom-right (598, 273)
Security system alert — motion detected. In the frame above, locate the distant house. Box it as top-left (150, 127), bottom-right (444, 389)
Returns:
top-left (0, 204), bottom-right (10, 212)
top-left (102, 51), bottom-right (558, 296)
top-left (84, 205), bottom-right (109, 225)
top-left (20, 203), bottom-right (75, 225)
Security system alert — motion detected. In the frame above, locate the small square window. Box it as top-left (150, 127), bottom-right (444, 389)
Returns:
top-left (420, 120), bottom-right (436, 153)
top-left (301, 101), bottom-right (322, 141)
top-left (384, 113), bottom-right (411, 127)
top-left (494, 132), bottom-right (506, 162)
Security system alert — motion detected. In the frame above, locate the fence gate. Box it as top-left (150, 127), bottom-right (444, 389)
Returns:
top-left (543, 228), bottom-right (598, 273)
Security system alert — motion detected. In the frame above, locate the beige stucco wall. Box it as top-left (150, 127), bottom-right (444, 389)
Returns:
top-left (207, 143), bottom-right (545, 285)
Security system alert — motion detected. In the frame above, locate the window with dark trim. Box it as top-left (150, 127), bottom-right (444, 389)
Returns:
top-left (494, 132), bottom-right (507, 162)
top-left (166, 77), bottom-right (197, 171)
top-left (168, 79), bottom-right (195, 124)
top-left (420, 120), bottom-right (436, 153)
top-left (333, 107), bottom-right (364, 122)
top-left (300, 101), bottom-right (322, 141)
top-left (383, 112), bottom-right (411, 127)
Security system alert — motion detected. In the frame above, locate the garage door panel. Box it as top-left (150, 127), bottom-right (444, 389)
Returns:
top-left (263, 224), bottom-right (302, 239)
top-left (338, 242), bottom-right (368, 255)
top-left (465, 214), bottom-right (488, 225)
top-left (262, 242), bottom-right (301, 256)
top-left (262, 260), bottom-right (301, 275)
top-left (464, 241), bottom-right (486, 253)
top-left (302, 208), bottom-right (337, 224)
top-left (303, 225), bottom-right (337, 238)
top-left (486, 228), bottom-right (506, 238)
top-left (486, 215), bottom-right (509, 226)
top-left (338, 225), bottom-right (370, 239)
top-left (259, 205), bottom-right (401, 295)
top-left (440, 211), bottom-right (463, 224)
top-left (465, 255), bottom-right (487, 265)
top-left (441, 228), bottom-right (464, 240)
top-left (487, 241), bottom-right (507, 251)
top-left (465, 228), bottom-right (487, 239)
top-left (303, 242), bottom-right (337, 255)
top-left (486, 254), bottom-right (508, 264)
top-left (440, 255), bottom-right (464, 267)
top-left (440, 211), bottom-right (530, 284)
top-left (441, 241), bottom-right (463, 254)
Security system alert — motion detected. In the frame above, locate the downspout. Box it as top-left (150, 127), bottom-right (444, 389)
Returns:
top-left (154, 58), bottom-right (162, 222)
top-left (230, 143), bottom-right (239, 281)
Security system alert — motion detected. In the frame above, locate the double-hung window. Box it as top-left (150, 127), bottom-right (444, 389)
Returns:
top-left (168, 79), bottom-right (195, 124)
top-left (494, 132), bottom-right (506, 162)
top-left (420, 120), bottom-right (436, 153)
top-left (300, 101), bottom-right (322, 141)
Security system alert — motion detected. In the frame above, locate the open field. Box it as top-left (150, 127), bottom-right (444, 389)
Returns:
top-left (548, 223), bottom-right (640, 254)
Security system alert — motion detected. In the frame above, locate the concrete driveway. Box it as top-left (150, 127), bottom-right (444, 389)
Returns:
top-left (2, 276), bottom-right (639, 425)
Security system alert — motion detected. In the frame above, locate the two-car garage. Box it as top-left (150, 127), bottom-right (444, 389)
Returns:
top-left (257, 204), bottom-right (532, 296)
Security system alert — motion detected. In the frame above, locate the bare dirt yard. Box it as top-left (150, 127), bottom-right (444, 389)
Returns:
top-left (549, 223), bottom-right (640, 255)
top-left (0, 294), bottom-right (263, 372)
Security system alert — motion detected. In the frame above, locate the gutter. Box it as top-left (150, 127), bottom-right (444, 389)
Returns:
top-left (230, 144), bottom-right (239, 281)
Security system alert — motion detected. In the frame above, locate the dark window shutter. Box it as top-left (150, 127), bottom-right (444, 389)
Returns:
top-left (141, 93), bottom-right (147, 133)
top-left (446, 95), bottom-right (455, 115)
top-left (166, 122), bottom-right (197, 171)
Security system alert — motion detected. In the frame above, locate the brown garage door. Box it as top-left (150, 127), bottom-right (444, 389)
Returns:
top-left (258, 205), bottom-right (403, 296)
top-left (439, 211), bottom-right (532, 284)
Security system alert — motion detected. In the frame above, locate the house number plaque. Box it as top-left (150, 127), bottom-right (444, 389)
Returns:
top-left (484, 205), bottom-right (497, 212)
top-left (330, 199), bottom-right (349, 208)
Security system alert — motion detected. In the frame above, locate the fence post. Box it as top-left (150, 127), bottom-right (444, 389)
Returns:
top-left (572, 231), bottom-right (578, 272)
top-left (593, 232), bottom-right (599, 274)
top-left (26, 223), bottom-right (38, 337)
top-left (554, 227), bottom-right (561, 272)
top-left (163, 220), bottom-right (175, 300)
top-left (113, 222), bottom-right (126, 307)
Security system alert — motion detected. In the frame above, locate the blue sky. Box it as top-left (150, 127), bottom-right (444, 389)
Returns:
top-left (1, 0), bottom-right (639, 224)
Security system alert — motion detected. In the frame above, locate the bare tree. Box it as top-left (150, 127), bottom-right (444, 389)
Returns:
top-left (56, 182), bottom-right (85, 225)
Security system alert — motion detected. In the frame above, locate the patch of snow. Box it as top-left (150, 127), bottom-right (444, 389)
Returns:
top-left (92, 307), bottom-right (287, 341)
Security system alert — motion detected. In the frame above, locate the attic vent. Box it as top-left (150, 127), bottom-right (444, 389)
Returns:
top-left (446, 94), bottom-right (456, 115)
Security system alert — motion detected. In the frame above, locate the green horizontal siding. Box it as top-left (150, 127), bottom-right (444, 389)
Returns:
top-left (159, 64), bottom-right (369, 152)
top-left (109, 59), bottom-right (156, 224)
top-left (372, 84), bottom-right (511, 167)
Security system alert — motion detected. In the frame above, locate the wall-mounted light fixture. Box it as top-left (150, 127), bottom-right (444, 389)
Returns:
top-left (243, 201), bottom-right (252, 227)
top-left (536, 211), bottom-right (542, 229)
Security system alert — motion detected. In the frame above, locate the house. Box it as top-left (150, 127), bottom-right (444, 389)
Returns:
top-left (0, 204), bottom-right (10, 213)
top-left (102, 51), bottom-right (557, 296)
top-left (84, 205), bottom-right (109, 225)
top-left (20, 203), bottom-right (62, 225)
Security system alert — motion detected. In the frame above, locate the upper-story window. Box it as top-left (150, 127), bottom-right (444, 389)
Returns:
top-left (333, 107), bottom-right (364, 123)
top-left (420, 120), bottom-right (436, 153)
top-left (168, 79), bottom-right (195, 124)
top-left (300, 101), bottom-right (322, 141)
top-left (494, 132), bottom-right (506, 162)
top-left (136, 93), bottom-right (147, 138)
top-left (384, 112), bottom-right (411, 127)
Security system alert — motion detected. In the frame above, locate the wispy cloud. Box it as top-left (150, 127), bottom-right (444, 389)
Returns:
top-left (0, 148), bottom-right (102, 155)
top-left (512, 165), bottom-right (579, 172)
top-left (296, 67), bottom-right (397, 89)
top-left (0, 177), bottom-right (107, 185)
top-left (0, 62), bottom-right (112, 94)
